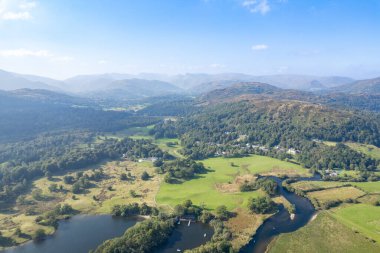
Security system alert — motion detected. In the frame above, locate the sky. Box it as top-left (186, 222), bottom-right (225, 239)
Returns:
top-left (0, 0), bottom-right (379, 80)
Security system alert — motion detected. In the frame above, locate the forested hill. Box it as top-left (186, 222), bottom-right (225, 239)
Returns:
top-left (200, 82), bottom-right (282, 101)
top-left (0, 89), bottom-right (158, 143)
top-left (200, 81), bottom-right (380, 112)
top-left (330, 77), bottom-right (380, 94)
top-left (150, 98), bottom-right (379, 173)
top-left (154, 99), bottom-right (380, 148)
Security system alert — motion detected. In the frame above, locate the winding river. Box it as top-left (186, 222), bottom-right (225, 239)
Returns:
top-left (2, 174), bottom-right (320, 253)
top-left (240, 174), bottom-right (322, 253)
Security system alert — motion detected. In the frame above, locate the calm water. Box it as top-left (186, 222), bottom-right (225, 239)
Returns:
top-left (2, 216), bottom-right (213, 253)
top-left (2, 215), bottom-right (142, 253)
top-left (155, 221), bottom-right (214, 253)
top-left (240, 175), bottom-right (321, 253)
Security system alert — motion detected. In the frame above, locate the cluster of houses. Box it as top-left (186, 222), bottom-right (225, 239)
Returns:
top-left (324, 169), bottom-right (339, 177)
top-left (212, 142), bottom-right (301, 157)
top-left (121, 153), bottom-right (158, 163)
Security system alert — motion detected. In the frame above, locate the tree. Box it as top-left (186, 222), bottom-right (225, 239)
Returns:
top-left (14, 227), bottom-right (22, 236)
top-left (141, 171), bottom-right (150, 181)
top-left (72, 182), bottom-right (81, 194)
top-left (63, 175), bottom-right (75, 184)
top-left (215, 205), bottom-right (230, 220)
top-left (60, 204), bottom-right (74, 215)
top-left (183, 199), bottom-right (193, 208)
top-left (32, 229), bottom-right (46, 241)
top-left (153, 159), bottom-right (164, 167)
top-left (173, 204), bottom-right (186, 216)
top-left (199, 211), bottom-right (214, 223)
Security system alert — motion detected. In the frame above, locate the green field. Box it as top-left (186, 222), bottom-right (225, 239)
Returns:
top-left (345, 142), bottom-right (380, 160)
top-left (291, 180), bottom-right (346, 192)
top-left (153, 138), bottom-right (184, 158)
top-left (330, 204), bottom-right (380, 242)
top-left (351, 181), bottom-right (380, 194)
top-left (307, 187), bottom-right (365, 207)
top-left (291, 180), bottom-right (380, 194)
top-left (268, 212), bottom-right (380, 253)
top-left (156, 155), bottom-right (310, 211)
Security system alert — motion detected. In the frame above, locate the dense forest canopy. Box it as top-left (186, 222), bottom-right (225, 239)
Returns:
top-left (150, 99), bottom-right (380, 172)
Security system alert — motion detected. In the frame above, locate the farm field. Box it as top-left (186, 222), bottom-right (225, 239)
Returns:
top-left (351, 181), bottom-right (380, 194)
top-left (291, 181), bottom-right (346, 192)
top-left (156, 155), bottom-right (311, 211)
top-left (307, 187), bottom-right (365, 207)
top-left (330, 204), bottom-right (380, 243)
top-left (292, 180), bottom-right (380, 194)
top-left (268, 212), bottom-right (380, 253)
top-left (0, 160), bottom-right (158, 247)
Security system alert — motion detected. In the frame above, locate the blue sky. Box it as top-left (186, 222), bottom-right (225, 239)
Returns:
top-left (0, 0), bottom-right (379, 79)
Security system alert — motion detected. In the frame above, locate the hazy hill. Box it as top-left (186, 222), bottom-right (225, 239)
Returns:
top-left (3, 89), bottom-right (94, 106)
top-left (187, 74), bottom-right (354, 93)
top-left (200, 82), bottom-right (285, 101)
top-left (63, 73), bottom-right (135, 92)
top-left (330, 77), bottom-right (380, 94)
top-left (87, 78), bottom-right (183, 100)
top-left (0, 69), bottom-right (59, 91)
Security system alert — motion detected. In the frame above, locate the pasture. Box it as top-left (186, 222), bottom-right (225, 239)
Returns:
top-left (291, 181), bottom-right (346, 192)
top-left (268, 212), bottom-right (380, 253)
top-left (307, 187), bottom-right (365, 206)
top-left (330, 204), bottom-right (380, 243)
top-left (345, 142), bottom-right (380, 160)
top-left (156, 155), bottom-right (310, 211)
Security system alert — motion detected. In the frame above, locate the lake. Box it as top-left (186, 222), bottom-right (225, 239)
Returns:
top-left (2, 215), bottom-right (213, 253)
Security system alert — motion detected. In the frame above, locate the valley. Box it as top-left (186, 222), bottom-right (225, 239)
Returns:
top-left (0, 71), bottom-right (379, 253)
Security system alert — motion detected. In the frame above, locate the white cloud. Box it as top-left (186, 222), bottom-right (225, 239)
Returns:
top-left (0, 48), bottom-right (52, 57)
top-left (242, 0), bottom-right (270, 15)
top-left (19, 1), bottom-right (36, 9)
top-left (210, 63), bottom-right (226, 69)
top-left (0, 48), bottom-right (74, 64)
top-left (0, 0), bottom-right (36, 20)
top-left (251, 44), bottom-right (268, 50)
top-left (97, 60), bottom-right (108, 64)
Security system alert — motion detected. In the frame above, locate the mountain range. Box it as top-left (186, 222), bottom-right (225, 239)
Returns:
top-left (0, 69), bottom-right (379, 101)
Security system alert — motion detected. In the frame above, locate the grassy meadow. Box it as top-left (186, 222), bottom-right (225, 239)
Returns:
top-left (156, 155), bottom-right (311, 211)
top-left (345, 142), bottom-right (380, 160)
top-left (307, 187), bottom-right (365, 206)
top-left (268, 212), bottom-right (380, 253)
top-left (330, 204), bottom-right (380, 243)
top-left (292, 180), bottom-right (380, 194)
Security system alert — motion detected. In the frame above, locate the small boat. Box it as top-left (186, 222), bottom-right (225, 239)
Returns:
top-left (204, 233), bottom-right (207, 237)
top-left (177, 221), bottom-right (181, 224)
top-left (177, 249), bottom-right (181, 252)
top-left (188, 220), bottom-right (191, 226)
